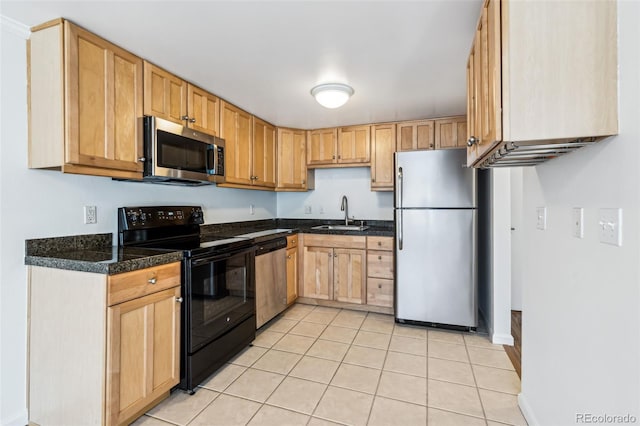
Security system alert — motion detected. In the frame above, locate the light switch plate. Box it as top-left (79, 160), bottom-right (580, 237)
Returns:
top-left (599, 208), bottom-right (622, 246)
top-left (536, 207), bottom-right (547, 230)
top-left (304, 205), bottom-right (312, 214)
top-left (572, 208), bottom-right (583, 238)
top-left (84, 205), bottom-right (97, 224)
top-left (249, 204), bottom-right (255, 215)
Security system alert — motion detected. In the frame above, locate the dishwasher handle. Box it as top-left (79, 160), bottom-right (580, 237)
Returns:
top-left (255, 237), bottom-right (287, 255)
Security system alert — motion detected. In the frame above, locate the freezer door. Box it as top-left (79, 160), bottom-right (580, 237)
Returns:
top-left (395, 149), bottom-right (476, 208)
top-left (395, 208), bottom-right (477, 327)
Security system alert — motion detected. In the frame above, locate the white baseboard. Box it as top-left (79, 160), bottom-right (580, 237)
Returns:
top-left (2, 408), bottom-right (28, 426)
top-left (492, 331), bottom-right (514, 346)
top-left (518, 393), bottom-right (540, 426)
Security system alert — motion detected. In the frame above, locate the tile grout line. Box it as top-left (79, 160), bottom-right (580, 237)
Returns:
top-left (464, 337), bottom-right (490, 425)
top-left (364, 312), bottom-right (394, 425)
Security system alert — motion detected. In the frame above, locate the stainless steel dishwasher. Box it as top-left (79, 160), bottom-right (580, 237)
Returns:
top-left (254, 237), bottom-right (288, 328)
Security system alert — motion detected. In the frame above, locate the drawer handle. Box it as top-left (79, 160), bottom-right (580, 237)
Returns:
top-left (378, 284), bottom-right (382, 289)
top-left (175, 297), bottom-right (184, 303)
top-left (378, 255), bottom-right (382, 260)
top-left (378, 241), bottom-right (382, 246)
top-left (148, 277), bottom-right (157, 284)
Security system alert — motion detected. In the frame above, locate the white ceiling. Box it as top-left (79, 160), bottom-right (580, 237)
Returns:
top-left (2, 1), bottom-right (481, 129)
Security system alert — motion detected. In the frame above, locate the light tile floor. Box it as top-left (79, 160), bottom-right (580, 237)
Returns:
top-left (133, 304), bottom-right (527, 426)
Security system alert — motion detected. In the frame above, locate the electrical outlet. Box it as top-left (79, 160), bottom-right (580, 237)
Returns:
top-left (573, 208), bottom-right (583, 238)
top-left (319, 206), bottom-right (325, 214)
top-left (249, 204), bottom-right (255, 215)
top-left (536, 207), bottom-right (547, 230)
top-left (599, 208), bottom-right (622, 246)
top-left (84, 205), bottom-right (97, 224)
top-left (304, 205), bottom-right (312, 214)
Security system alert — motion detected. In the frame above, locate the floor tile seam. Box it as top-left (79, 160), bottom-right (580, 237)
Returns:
top-left (468, 361), bottom-right (517, 372)
top-left (329, 366), bottom-right (382, 396)
top-left (387, 347), bottom-right (428, 357)
top-left (180, 389), bottom-right (233, 426)
top-left (144, 413), bottom-right (182, 426)
top-left (427, 353), bottom-right (471, 364)
top-left (365, 338), bottom-right (393, 425)
top-left (373, 390), bottom-right (428, 408)
top-left (351, 342), bottom-right (390, 351)
top-left (425, 403), bottom-right (488, 421)
top-left (382, 366), bottom-right (427, 379)
top-left (197, 365), bottom-right (246, 394)
top-left (428, 338), bottom-right (466, 346)
top-left (465, 338), bottom-right (489, 422)
top-left (263, 394), bottom-right (324, 417)
top-left (475, 385), bottom-right (522, 397)
top-left (467, 344), bottom-right (510, 352)
top-left (305, 346), bottom-right (350, 363)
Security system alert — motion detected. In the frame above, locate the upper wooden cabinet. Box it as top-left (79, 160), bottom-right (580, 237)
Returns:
top-left (466, 0), bottom-right (618, 167)
top-left (219, 101), bottom-right (253, 186)
top-left (338, 125), bottom-right (371, 164)
top-left (252, 117), bottom-right (277, 188)
top-left (218, 101), bottom-right (275, 189)
top-left (370, 123), bottom-right (396, 191)
top-left (307, 128), bottom-right (338, 166)
top-left (28, 19), bottom-right (144, 179)
top-left (277, 127), bottom-right (314, 191)
top-left (143, 62), bottom-right (220, 136)
top-left (396, 120), bottom-right (435, 151)
top-left (435, 116), bottom-right (468, 149)
top-left (307, 126), bottom-right (370, 167)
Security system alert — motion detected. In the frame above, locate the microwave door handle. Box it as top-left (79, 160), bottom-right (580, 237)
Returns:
top-left (206, 145), bottom-right (216, 174)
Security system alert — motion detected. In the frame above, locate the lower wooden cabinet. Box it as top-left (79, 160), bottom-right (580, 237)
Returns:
top-left (366, 237), bottom-right (394, 308)
top-left (28, 262), bottom-right (181, 426)
top-left (301, 234), bottom-right (367, 304)
top-left (106, 286), bottom-right (180, 425)
top-left (286, 235), bottom-right (299, 304)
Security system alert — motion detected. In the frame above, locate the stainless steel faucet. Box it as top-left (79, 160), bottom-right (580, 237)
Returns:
top-left (340, 195), bottom-right (349, 225)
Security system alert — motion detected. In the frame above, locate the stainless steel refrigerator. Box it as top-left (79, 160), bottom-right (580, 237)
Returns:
top-left (395, 149), bottom-right (477, 328)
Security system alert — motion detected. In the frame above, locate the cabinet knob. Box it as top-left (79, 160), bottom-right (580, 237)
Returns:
top-left (148, 277), bottom-right (157, 284)
top-left (429, 143), bottom-right (434, 148)
top-left (332, 155), bottom-right (336, 159)
top-left (181, 115), bottom-right (189, 121)
top-left (467, 136), bottom-right (478, 147)
top-left (175, 296), bottom-right (183, 303)
top-left (334, 254), bottom-right (338, 258)
top-left (372, 178), bottom-right (375, 182)
top-left (378, 284), bottom-right (382, 289)
top-left (302, 180), bottom-right (305, 184)
top-left (287, 255), bottom-right (292, 259)
top-left (138, 157), bottom-right (146, 162)
top-left (292, 240), bottom-right (296, 244)
top-left (378, 255), bottom-right (382, 260)
top-left (378, 241), bottom-right (382, 246)
top-left (189, 118), bottom-right (196, 123)
top-left (338, 155), bottom-right (341, 159)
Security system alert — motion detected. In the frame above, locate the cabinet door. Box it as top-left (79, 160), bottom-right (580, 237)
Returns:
top-left (253, 118), bottom-right (277, 188)
top-left (106, 286), bottom-right (180, 425)
top-left (143, 62), bottom-right (187, 125)
top-left (286, 247), bottom-right (298, 305)
top-left (64, 21), bottom-right (143, 174)
top-left (466, 47), bottom-right (476, 163)
top-left (370, 124), bottom-right (395, 190)
top-left (302, 246), bottom-right (333, 299)
top-left (220, 101), bottom-right (253, 185)
top-left (396, 120), bottom-right (435, 151)
top-left (187, 84), bottom-right (220, 136)
top-left (307, 128), bottom-right (337, 165)
top-left (277, 128), bottom-right (308, 190)
top-left (435, 116), bottom-right (468, 149)
top-left (476, 0), bottom-right (502, 160)
top-left (333, 248), bottom-right (366, 305)
top-left (338, 125), bottom-right (370, 164)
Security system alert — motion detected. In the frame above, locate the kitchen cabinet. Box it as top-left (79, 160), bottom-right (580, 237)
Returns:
top-left (286, 235), bottom-right (299, 304)
top-left (276, 127), bottom-right (314, 191)
top-left (144, 62), bottom-right (220, 136)
top-left (466, 0), bottom-right (618, 167)
top-left (219, 101), bottom-right (277, 189)
top-left (252, 117), bottom-right (277, 188)
top-left (219, 100), bottom-right (253, 186)
top-left (435, 116), bottom-right (467, 149)
top-left (28, 262), bottom-right (181, 426)
top-left (396, 120), bottom-right (435, 151)
top-left (307, 126), bottom-right (370, 167)
top-left (366, 236), bottom-right (394, 308)
top-left (28, 19), bottom-right (144, 179)
top-left (301, 235), bottom-right (366, 305)
top-left (370, 123), bottom-right (396, 191)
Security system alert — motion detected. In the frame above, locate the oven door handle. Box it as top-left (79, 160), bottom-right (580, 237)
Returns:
top-left (191, 252), bottom-right (234, 265)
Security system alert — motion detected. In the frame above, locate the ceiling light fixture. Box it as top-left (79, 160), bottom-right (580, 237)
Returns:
top-left (310, 83), bottom-right (354, 109)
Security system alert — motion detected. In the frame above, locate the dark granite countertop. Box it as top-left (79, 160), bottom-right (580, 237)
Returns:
top-left (25, 233), bottom-right (182, 275)
top-left (200, 218), bottom-right (394, 239)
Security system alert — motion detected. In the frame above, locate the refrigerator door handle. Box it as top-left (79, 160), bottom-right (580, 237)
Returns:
top-left (398, 209), bottom-right (403, 250)
top-left (398, 166), bottom-right (403, 209)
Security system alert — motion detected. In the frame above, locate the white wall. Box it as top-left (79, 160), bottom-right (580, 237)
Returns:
top-left (518, 2), bottom-right (640, 424)
top-left (510, 167), bottom-right (524, 311)
top-left (0, 21), bottom-right (277, 425)
top-left (277, 168), bottom-right (394, 220)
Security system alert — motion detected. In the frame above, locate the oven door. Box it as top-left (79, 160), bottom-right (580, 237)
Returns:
top-left (186, 247), bottom-right (255, 353)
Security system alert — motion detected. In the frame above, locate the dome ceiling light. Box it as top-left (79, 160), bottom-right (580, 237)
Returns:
top-left (310, 83), bottom-right (354, 109)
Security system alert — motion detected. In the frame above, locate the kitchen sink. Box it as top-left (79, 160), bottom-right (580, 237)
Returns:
top-left (311, 224), bottom-right (369, 231)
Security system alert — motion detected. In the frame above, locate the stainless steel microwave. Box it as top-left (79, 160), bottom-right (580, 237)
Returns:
top-left (141, 116), bottom-right (225, 186)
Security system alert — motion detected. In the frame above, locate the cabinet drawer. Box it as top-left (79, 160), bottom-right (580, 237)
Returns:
top-left (367, 278), bottom-right (394, 308)
top-left (367, 251), bottom-right (394, 279)
top-left (303, 234), bottom-right (366, 249)
top-left (367, 236), bottom-right (393, 251)
top-left (286, 234), bottom-right (298, 249)
top-left (108, 262), bottom-right (181, 306)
